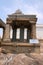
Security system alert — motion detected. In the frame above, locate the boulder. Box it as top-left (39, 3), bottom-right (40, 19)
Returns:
top-left (0, 53), bottom-right (43, 65)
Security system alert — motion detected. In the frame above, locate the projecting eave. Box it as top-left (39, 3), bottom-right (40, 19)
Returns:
top-left (8, 14), bottom-right (36, 18)
top-left (7, 9), bottom-right (37, 24)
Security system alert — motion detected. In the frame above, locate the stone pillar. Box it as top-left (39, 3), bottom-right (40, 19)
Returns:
top-left (2, 28), bottom-right (5, 39)
top-left (31, 23), bottom-right (36, 39)
top-left (27, 29), bottom-right (30, 42)
top-left (12, 28), bottom-right (16, 41)
top-left (3, 24), bottom-right (11, 42)
top-left (20, 28), bottom-right (24, 42)
top-left (0, 36), bottom-right (1, 43)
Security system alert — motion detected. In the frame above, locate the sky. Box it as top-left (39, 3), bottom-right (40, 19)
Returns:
top-left (0, 0), bottom-right (43, 38)
top-left (0, 0), bottom-right (43, 24)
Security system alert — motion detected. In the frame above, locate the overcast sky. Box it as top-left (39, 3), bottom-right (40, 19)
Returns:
top-left (0, 0), bottom-right (43, 24)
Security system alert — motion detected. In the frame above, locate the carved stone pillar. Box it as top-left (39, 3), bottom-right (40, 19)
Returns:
top-left (3, 24), bottom-right (11, 42)
top-left (12, 28), bottom-right (16, 41)
top-left (20, 28), bottom-right (24, 42)
top-left (31, 23), bottom-right (36, 39)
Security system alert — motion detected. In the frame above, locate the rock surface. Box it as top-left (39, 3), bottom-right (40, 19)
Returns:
top-left (0, 53), bottom-right (43, 65)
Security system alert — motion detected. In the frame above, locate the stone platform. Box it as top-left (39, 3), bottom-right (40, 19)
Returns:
top-left (0, 41), bottom-right (40, 54)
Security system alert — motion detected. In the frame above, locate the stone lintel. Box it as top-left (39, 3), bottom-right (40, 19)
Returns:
top-left (6, 17), bottom-right (37, 24)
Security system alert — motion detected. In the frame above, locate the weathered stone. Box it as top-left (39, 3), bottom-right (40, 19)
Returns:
top-left (0, 53), bottom-right (42, 65)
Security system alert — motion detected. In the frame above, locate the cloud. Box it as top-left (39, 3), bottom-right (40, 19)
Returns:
top-left (0, 0), bottom-right (43, 24)
top-left (0, 0), bottom-right (43, 38)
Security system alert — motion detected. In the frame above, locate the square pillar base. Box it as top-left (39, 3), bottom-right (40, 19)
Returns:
top-left (3, 38), bottom-right (11, 42)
